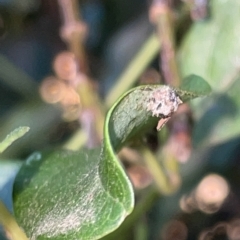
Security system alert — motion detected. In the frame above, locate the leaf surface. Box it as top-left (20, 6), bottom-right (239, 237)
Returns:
top-left (179, 0), bottom-right (240, 146)
top-left (175, 74), bottom-right (211, 102)
top-left (13, 79), bottom-right (209, 240)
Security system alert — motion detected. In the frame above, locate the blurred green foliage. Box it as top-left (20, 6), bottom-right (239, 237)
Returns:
top-left (1, 0), bottom-right (240, 239)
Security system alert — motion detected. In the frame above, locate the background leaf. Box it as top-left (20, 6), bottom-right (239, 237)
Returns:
top-left (0, 126), bottom-right (29, 154)
top-left (13, 82), bottom-right (209, 240)
top-left (179, 0), bottom-right (240, 146)
top-left (175, 74), bottom-right (211, 102)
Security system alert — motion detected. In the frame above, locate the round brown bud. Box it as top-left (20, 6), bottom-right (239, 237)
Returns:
top-left (53, 51), bottom-right (78, 81)
top-left (39, 76), bottom-right (66, 104)
top-left (62, 104), bottom-right (81, 122)
top-left (60, 85), bottom-right (80, 107)
top-left (195, 174), bottom-right (229, 214)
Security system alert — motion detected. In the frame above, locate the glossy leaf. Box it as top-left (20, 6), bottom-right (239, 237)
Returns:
top-left (13, 80), bottom-right (209, 240)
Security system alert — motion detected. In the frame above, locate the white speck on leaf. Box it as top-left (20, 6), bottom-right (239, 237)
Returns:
top-left (145, 86), bottom-right (182, 130)
top-left (146, 86), bottom-right (182, 117)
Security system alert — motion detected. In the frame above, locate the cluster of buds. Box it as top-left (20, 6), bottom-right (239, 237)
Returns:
top-left (39, 51), bottom-right (85, 121)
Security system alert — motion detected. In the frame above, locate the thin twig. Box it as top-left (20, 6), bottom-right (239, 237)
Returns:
top-left (58, 0), bottom-right (88, 73)
top-left (58, 0), bottom-right (105, 148)
top-left (149, 0), bottom-right (180, 87)
top-left (141, 145), bottom-right (177, 195)
top-left (105, 33), bottom-right (160, 107)
top-left (0, 201), bottom-right (29, 240)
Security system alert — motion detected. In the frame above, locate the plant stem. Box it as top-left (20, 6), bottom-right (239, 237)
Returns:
top-left (0, 201), bottom-right (28, 240)
top-left (141, 146), bottom-right (174, 195)
top-left (58, 0), bottom-right (88, 73)
top-left (63, 126), bottom-right (87, 150)
top-left (150, 0), bottom-right (180, 87)
top-left (105, 33), bottom-right (160, 108)
top-left (161, 147), bottom-right (181, 191)
top-left (58, 0), bottom-right (105, 148)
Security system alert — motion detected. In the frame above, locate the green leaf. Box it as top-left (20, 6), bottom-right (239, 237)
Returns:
top-left (0, 54), bottom-right (37, 100)
top-left (14, 149), bottom-right (133, 240)
top-left (192, 79), bottom-right (240, 146)
top-left (175, 74), bottom-right (212, 102)
top-left (179, 0), bottom-right (240, 146)
top-left (0, 126), bottom-right (30, 154)
top-left (179, 0), bottom-right (240, 88)
top-left (13, 82), bottom-right (208, 240)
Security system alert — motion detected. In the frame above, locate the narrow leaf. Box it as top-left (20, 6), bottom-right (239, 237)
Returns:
top-left (0, 126), bottom-right (30, 154)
